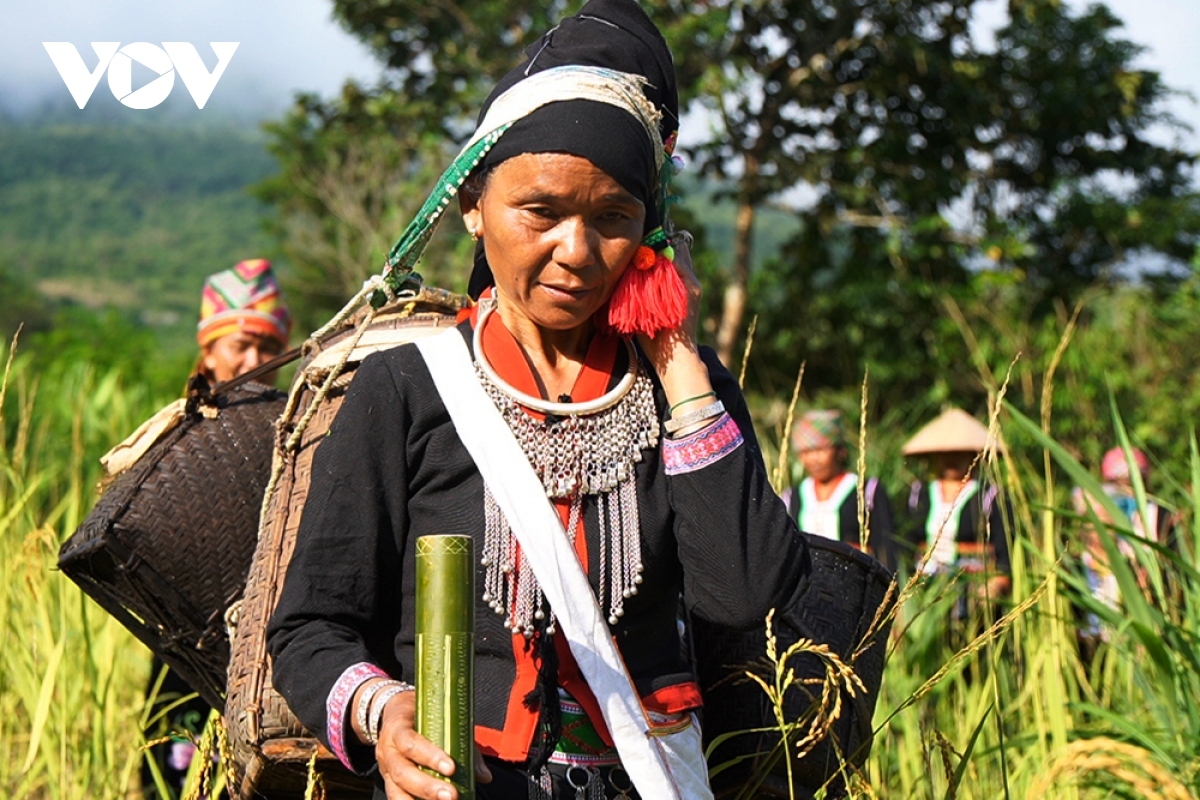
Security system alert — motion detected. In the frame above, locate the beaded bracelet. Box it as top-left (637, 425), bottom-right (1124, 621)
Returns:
top-left (663, 399), bottom-right (725, 434)
top-left (668, 390), bottom-right (716, 415)
top-left (366, 682), bottom-right (415, 745)
top-left (354, 679), bottom-right (396, 743)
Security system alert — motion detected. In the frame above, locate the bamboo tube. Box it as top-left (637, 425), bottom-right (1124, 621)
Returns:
top-left (415, 535), bottom-right (475, 799)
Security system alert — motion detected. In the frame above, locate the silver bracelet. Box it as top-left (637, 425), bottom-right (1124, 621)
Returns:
top-left (366, 682), bottom-right (415, 745)
top-left (664, 399), bottom-right (725, 434)
top-left (354, 679), bottom-right (396, 743)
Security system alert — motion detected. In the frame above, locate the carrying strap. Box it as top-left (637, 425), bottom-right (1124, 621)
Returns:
top-left (415, 330), bottom-right (708, 800)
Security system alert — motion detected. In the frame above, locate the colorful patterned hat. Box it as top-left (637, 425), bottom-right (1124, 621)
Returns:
top-left (197, 259), bottom-right (291, 347)
top-left (1101, 446), bottom-right (1149, 482)
top-left (792, 410), bottom-right (846, 452)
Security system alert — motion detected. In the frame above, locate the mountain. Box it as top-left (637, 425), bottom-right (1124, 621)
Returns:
top-left (0, 114), bottom-right (277, 353)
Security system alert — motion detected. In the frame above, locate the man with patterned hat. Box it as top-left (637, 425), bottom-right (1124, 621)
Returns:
top-left (783, 409), bottom-right (896, 569)
top-left (195, 258), bottom-right (291, 384)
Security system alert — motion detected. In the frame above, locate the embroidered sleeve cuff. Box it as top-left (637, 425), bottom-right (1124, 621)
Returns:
top-left (662, 413), bottom-right (743, 475)
top-left (327, 662), bottom-right (388, 770)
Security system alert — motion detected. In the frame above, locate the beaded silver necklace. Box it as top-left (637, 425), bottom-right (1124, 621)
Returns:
top-left (473, 301), bottom-right (660, 635)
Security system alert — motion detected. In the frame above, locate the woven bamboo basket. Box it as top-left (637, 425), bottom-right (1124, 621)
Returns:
top-left (694, 534), bottom-right (896, 800)
top-left (225, 290), bottom-right (464, 799)
top-left (59, 381), bottom-right (286, 710)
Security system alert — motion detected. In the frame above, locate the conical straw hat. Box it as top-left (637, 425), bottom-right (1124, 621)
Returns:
top-left (902, 408), bottom-right (992, 456)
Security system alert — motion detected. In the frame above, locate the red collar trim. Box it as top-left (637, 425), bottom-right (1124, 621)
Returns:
top-left (470, 291), bottom-right (620, 414)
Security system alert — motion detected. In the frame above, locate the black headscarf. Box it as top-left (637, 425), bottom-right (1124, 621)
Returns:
top-left (467, 0), bottom-right (680, 298)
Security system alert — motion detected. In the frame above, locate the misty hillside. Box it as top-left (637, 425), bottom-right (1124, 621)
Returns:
top-left (0, 113), bottom-right (800, 355)
top-left (0, 115), bottom-right (276, 352)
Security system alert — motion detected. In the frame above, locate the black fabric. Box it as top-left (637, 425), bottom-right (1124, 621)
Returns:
top-left (786, 478), bottom-right (898, 571)
top-left (520, 622), bottom-right (560, 781)
top-left (904, 480), bottom-right (1012, 573)
top-left (478, 0), bottom-right (677, 132)
top-left (267, 322), bottom-right (809, 783)
top-left (481, 757), bottom-right (643, 800)
top-left (468, 0), bottom-right (679, 297)
top-left (482, 100), bottom-right (657, 219)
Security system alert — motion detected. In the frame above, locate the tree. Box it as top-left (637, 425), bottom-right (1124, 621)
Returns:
top-left (255, 4), bottom-right (585, 328)
top-left (669, 0), bottom-right (1197, 407)
top-left (256, 0), bottom-right (1197, 410)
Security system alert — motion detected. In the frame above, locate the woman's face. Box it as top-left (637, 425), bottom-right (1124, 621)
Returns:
top-left (461, 152), bottom-right (646, 333)
top-left (202, 330), bottom-right (283, 383)
top-left (934, 451), bottom-right (976, 481)
top-left (799, 445), bottom-right (845, 483)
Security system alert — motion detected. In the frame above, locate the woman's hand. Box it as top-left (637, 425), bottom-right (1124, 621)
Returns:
top-left (375, 691), bottom-right (491, 800)
top-left (636, 231), bottom-right (714, 412)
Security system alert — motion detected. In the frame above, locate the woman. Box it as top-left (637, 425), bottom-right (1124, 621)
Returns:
top-left (144, 259), bottom-right (290, 798)
top-left (194, 258), bottom-right (289, 385)
top-left (782, 409), bottom-right (897, 569)
top-left (902, 408), bottom-right (1011, 602)
top-left (266, 2), bottom-right (808, 799)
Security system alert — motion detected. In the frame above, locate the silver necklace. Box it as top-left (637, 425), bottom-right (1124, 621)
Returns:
top-left (473, 300), bottom-right (659, 635)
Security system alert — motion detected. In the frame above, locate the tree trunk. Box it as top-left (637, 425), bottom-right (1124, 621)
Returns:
top-left (715, 194), bottom-right (756, 367)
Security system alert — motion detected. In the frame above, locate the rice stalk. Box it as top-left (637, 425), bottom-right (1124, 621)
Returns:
top-left (742, 609), bottom-right (867, 800)
top-left (1028, 738), bottom-right (1193, 800)
top-left (304, 748), bottom-right (327, 800)
top-left (886, 557), bottom-right (1055, 721)
top-left (738, 314), bottom-right (757, 389)
top-left (771, 360), bottom-right (805, 493)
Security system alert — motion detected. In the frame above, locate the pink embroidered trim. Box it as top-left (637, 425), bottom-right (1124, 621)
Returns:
top-left (327, 662), bottom-right (388, 769)
top-left (663, 413), bottom-right (743, 475)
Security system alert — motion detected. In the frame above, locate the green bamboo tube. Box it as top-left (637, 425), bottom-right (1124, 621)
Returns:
top-left (415, 535), bottom-right (475, 799)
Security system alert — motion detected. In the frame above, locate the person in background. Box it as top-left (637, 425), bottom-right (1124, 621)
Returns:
top-left (194, 258), bottom-right (291, 385)
top-left (142, 258), bottom-right (291, 798)
top-left (1098, 447), bottom-right (1174, 545)
top-left (903, 408), bottom-right (1011, 605)
top-left (782, 409), bottom-right (897, 569)
top-left (1072, 446), bottom-right (1176, 654)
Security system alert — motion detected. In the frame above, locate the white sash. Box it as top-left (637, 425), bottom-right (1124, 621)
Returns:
top-left (415, 330), bottom-right (711, 800)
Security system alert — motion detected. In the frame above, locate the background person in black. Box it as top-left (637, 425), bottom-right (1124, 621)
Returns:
top-left (142, 260), bottom-right (290, 798)
top-left (902, 408), bottom-right (1011, 627)
top-left (781, 409), bottom-right (897, 570)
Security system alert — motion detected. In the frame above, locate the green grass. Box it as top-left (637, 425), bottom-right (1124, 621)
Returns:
top-left (3, 291), bottom-right (1200, 799)
top-left (0, 337), bottom-right (174, 799)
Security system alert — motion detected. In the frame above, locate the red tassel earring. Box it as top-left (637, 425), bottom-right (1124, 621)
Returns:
top-left (605, 244), bottom-right (688, 337)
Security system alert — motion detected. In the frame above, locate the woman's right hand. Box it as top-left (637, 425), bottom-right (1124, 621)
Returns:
top-left (375, 691), bottom-right (462, 800)
top-left (372, 691), bottom-right (493, 799)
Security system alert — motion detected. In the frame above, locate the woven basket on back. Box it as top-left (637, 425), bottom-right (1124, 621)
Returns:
top-left (694, 534), bottom-right (896, 800)
top-left (225, 291), bottom-right (464, 800)
top-left (59, 381), bottom-right (286, 710)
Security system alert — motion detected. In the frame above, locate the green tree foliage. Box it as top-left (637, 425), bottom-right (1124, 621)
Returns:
top-left (664, 0), bottom-right (1198, 406)
top-left (254, 0), bottom-right (1197, 415)
top-left (0, 266), bottom-right (52, 340)
top-left (253, 86), bottom-right (464, 329)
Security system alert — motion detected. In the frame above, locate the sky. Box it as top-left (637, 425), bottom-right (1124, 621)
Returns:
top-left (0, 0), bottom-right (1196, 147)
top-left (0, 1), bottom-right (381, 117)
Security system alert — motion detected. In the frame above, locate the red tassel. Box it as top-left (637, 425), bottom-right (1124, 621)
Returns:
top-left (605, 249), bottom-right (688, 337)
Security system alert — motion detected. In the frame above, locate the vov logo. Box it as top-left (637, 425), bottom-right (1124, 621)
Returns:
top-left (42, 42), bottom-right (239, 110)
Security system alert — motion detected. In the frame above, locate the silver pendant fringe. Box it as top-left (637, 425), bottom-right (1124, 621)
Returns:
top-left (477, 362), bottom-right (658, 636)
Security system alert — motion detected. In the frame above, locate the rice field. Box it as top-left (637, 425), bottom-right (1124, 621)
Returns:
top-left (2, 310), bottom-right (1198, 799)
